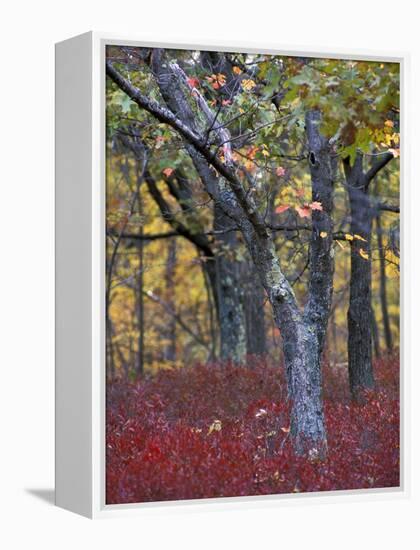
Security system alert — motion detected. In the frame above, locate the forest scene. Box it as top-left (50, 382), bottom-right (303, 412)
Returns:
top-left (105, 46), bottom-right (400, 505)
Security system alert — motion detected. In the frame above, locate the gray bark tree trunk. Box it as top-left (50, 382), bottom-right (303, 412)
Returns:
top-left (243, 260), bottom-right (267, 357)
top-left (214, 204), bottom-right (247, 362)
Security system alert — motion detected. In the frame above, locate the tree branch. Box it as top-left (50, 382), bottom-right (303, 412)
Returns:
top-left (364, 152), bottom-right (394, 185)
top-left (106, 60), bottom-right (269, 238)
top-left (378, 202), bottom-right (400, 214)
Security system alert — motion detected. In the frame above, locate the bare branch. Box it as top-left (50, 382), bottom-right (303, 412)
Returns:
top-left (364, 152), bottom-right (394, 185)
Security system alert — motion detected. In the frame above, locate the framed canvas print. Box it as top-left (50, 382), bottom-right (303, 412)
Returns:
top-left (55, 32), bottom-right (407, 518)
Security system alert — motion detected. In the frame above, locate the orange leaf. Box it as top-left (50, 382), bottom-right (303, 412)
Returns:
top-left (187, 77), bottom-right (200, 88)
top-left (275, 205), bottom-right (290, 214)
top-left (162, 167), bottom-right (174, 177)
top-left (295, 205), bottom-right (311, 218)
top-left (309, 201), bottom-right (323, 211)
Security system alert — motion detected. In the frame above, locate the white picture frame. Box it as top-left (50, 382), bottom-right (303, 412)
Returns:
top-left (55, 31), bottom-right (409, 519)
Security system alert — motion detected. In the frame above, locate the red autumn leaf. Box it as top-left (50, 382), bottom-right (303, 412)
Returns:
top-left (275, 205), bottom-right (290, 214)
top-left (187, 77), bottom-right (200, 88)
top-left (276, 166), bottom-right (286, 177)
top-left (295, 205), bottom-right (311, 218)
top-left (162, 167), bottom-right (174, 178)
top-left (309, 201), bottom-right (323, 211)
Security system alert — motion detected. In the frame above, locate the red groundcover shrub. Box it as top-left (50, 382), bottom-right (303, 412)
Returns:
top-left (106, 354), bottom-right (399, 504)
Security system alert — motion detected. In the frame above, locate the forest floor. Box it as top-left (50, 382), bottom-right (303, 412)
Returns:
top-left (106, 354), bottom-right (400, 504)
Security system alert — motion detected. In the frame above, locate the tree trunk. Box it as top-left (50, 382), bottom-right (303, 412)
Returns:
top-left (107, 56), bottom-right (328, 455)
top-left (243, 229), bottom-right (327, 455)
top-left (371, 300), bottom-right (380, 358)
top-left (148, 51), bottom-right (247, 364)
top-left (346, 157), bottom-right (375, 399)
top-left (135, 236), bottom-right (145, 376)
top-left (214, 204), bottom-right (247, 363)
top-left (162, 238), bottom-right (177, 362)
top-left (243, 260), bottom-right (266, 356)
top-left (304, 111), bottom-right (335, 354)
top-left (342, 152), bottom-right (394, 399)
top-left (376, 213), bottom-right (393, 351)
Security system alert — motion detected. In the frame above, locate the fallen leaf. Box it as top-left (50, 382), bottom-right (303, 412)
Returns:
top-left (207, 419), bottom-right (222, 435)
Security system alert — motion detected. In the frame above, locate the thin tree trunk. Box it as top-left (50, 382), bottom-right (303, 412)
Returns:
top-left (244, 260), bottom-right (266, 356)
top-left (162, 238), bottom-right (177, 362)
top-left (214, 203), bottom-right (247, 363)
top-left (135, 175), bottom-right (145, 376)
top-left (371, 300), bottom-right (380, 358)
top-left (136, 234), bottom-right (145, 376)
top-left (376, 213), bottom-right (393, 351)
top-left (202, 263), bottom-right (217, 360)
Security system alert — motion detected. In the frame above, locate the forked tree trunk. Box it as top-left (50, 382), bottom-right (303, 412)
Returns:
top-left (106, 59), bottom-right (332, 456)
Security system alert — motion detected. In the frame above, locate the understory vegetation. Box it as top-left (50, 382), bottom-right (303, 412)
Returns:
top-left (106, 354), bottom-right (399, 504)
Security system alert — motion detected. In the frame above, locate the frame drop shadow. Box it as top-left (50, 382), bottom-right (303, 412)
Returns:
top-left (25, 488), bottom-right (55, 505)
